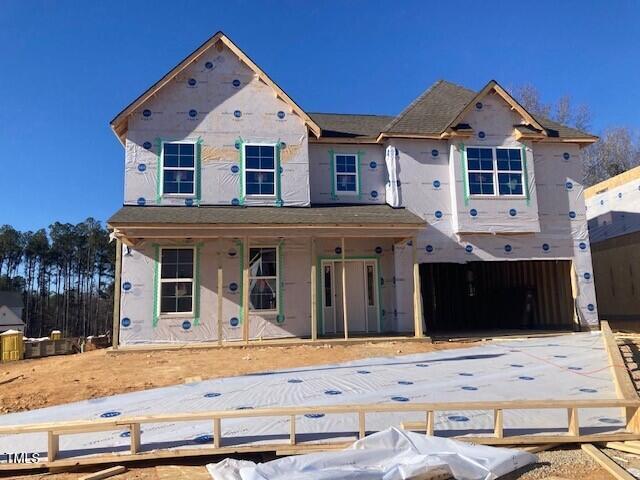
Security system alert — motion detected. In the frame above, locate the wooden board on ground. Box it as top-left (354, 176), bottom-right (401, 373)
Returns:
top-left (79, 465), bottom-right (126, 480)
top-left (581, 443), bottom-right (636, 480)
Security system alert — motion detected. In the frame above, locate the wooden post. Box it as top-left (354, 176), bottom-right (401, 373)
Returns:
top-left (111, 239), bottom-right (122, 350)
top-left (213, 417), bottom-right (221, 448)
top-left (568, 408), bottom-right (579, 436)
top-left (289, 415), bottom-right (296, 445)
top-left (47, 431), bottom-right (59, 462)
top-left (130, 423), bottom-right (141, 454)
top-left (494, 409), bottom-right (504, 438)
top-left (310, 237), bottom-right (317, 341)
top-left (412, 237), bottom-right (424, 337)
top-left (358, 411), bottom-right (366, 439)
top-left (341, 238), bottom-right (348, 339)
top-left (243, 236), bottom-right (250, 343)
top-left (217, 239), bottom-right (223, 346)
top-left (426, 411), bottom-right (434, 436)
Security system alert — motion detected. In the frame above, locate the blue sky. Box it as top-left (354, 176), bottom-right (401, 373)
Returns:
top-left (1, 0), bottom-right (638, 231)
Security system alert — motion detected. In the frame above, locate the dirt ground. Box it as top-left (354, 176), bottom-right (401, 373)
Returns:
top-left (2, 336), bottom-right (638, 479)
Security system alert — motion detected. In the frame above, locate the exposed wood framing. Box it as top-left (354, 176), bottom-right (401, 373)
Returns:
top-left (216, 239), bottom-right (223, 346)
top-left (412, 237), bottom-right (424, 337)
top-left (242, 236), bottom-right (249, 343)
top-left (2, 397), bottom-right (639, 472)
top-left (581, 444), bottom-right (636, 480)
top-left (310, 237), bottom-right (317, 341)
top-left (604, 441), bottom-right (640, 456)
top-left (601, 320), bottom-right (640, 430)
top-left (79, 466), bottom-right (127, 480)
top-left (111, 239), bottom-right (122, 350)
top-left (341, 237), bottom-right (348, 339)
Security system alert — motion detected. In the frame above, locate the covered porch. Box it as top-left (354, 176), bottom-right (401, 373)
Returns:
top-left (108, 205), bottom-right (426, 347)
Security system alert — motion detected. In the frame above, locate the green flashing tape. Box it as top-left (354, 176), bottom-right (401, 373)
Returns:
top-left (152, 244), bottom-right (160, 327)
top-left (195, 138), bottom-right (203, 206)
top-left (277, 240), bottom-right (284, 323)
top-left (275, 142), bottom-right (283, 207)
top-left (357, 150), bottom-right (364, 200)
top-left (155, 138), bottom-right (163, 204)
top-left (459, 143), bottom-right (470, 206)
top-left (237, 137), bottom-right (245, 205)
top-left (193, 243), bottom-right (202, 326)
top-left (522, 145), bottom-right (531, 206)
top-left (328, 149), bottom-right (337, 200)
top-left (236, 239), bottom-right (245, 324)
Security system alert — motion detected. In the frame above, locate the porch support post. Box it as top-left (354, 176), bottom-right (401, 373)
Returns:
top-left (112, 238), bottom-right (122, 350)
top-left (341, 237), bottom-right (348, 339)
top-left (412, 236), bottom-right (424, 338)
top-left (310, 237), bottom-right (317, 341)
top-left (217, 238), bottom-right (223, 346)
top-left (242, 236), bottom-right (250, 344)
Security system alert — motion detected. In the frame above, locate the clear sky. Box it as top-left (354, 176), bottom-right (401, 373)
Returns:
top-left (1, 0), bottom-right (638, 231)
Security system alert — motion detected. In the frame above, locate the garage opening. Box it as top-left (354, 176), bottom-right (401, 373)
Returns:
top-left (421, 260), bottom-right (575, 333)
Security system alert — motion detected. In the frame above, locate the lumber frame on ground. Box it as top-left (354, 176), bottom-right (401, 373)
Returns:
top-left (0, 397), bottom-right (639, 472)
top-left (582, 443), bottom-right (636, 480)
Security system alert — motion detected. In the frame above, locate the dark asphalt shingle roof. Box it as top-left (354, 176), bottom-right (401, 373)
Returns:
top-left (108, 205), bottom-right (425, 226)
top-left (0, 292), bottom-right (23, 308)
top-left (309, 113), bottom-right (394, 138)
top-left (310, 80), bottom-right (596, 140)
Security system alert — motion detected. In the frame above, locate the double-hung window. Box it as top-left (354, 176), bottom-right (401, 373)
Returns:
top-left (163, 143), bottom-right (195, 195)
top-left (334, 154), bottom-right (358, 193)
top-left (159, 248), bottom-right (194, 314)
top-left (245, 145), bottom-right (276, 196)
top-left (249, 247), bottom-right (278, 311)
top-left (467, 147), bottom-right (524, 197)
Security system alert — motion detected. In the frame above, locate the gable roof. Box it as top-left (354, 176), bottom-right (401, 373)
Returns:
top-left (110, 31), bottom-right (321, 144)
top-left (0, 291), bottom-right (23, 309)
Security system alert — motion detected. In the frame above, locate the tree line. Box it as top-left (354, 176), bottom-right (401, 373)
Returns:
top-left (512, 84), bottom-right (640, 186)
top-left (0, 219), bottom-right (115, 338)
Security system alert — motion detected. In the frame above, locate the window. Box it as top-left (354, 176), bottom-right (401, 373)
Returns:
top-left (159, 248), bottom-right (194, 314)
top-left (163, 143), bottom-right (195, 195)
top-left (466, 147), bottom-right (524, 197)
top-left (249, 247), bottom-right (278, 311)
top-left (245, 145), bottom-right (276, 196)
top-left (334, 154), bottom-right (358, 193)
top-left (324, 265), bottom-right (332, 307)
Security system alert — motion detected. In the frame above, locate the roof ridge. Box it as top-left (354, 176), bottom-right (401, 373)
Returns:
top-left (309, 112), bottom-right (395, 118)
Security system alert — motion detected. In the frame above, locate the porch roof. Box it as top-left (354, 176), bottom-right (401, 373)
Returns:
top-left (108, 205), bottom-right (425, 227)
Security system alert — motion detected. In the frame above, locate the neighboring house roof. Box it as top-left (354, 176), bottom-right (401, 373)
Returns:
top-left (108, 205), bottom-right (425, 226)
top-left (0, 291), bottom-right (23, 309)
top-left (585, 165), bottom-right (640, 199)
top-left (309, 113), bottom-right (395, 138)
top-left (0, 305), bottom-right (24, 328)
top-left (110, 31), bottom-right (321, 144)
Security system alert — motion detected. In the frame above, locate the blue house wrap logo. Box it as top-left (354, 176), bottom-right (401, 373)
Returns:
top-left (137, 197), bottom-right (146, 206)
top-left (587, 304), bottom-right (595, 311)
top-left (229, 282), bottom-right (238, 292)
top-left (469, 208), bottom-right (478, 217)
top-left (137, 163), bottom-right (147, 172)
top-left (371, 190), bottom-right (378, 198)
top-left (425, 245), bottom-right (434, 253)
top-left (563, 152), bottom-right (570, 160)
top-left (121, 318), bottom-right (131, 328)
top-left (431, 149), bottom-right (439, 157)
top-left (231, 165), bottom-right (239, 173)
top-left (231, 198), bottom-right (240, 206)
top-left (142, 109), bottom-right (151, 117)
top-left (143, 141), bottom-right (152, 150)
top-left (185, 198), bottom-right (194, 207)
top-left (277, 111), bottom-right (285, 119)
top-left (370, 161), bottom-right (377, 169)
top-left (188, 78), bottom-right (197, 86)
top-left (584, 272), bottom-right (591, 280)
top-left (233, 110), bottom-right (242, 118)
top-left (465, 245), bottom-right (473, 253)
top-left (569, 211), bottom-right (576, 219)
top-left (504, 244), bottom-right (512, 253)
top-left (579, 242), bottom-right (587, 250)
top-left (232, 79), bottom-right (241, 87)
top-left (122, 281), bottom-right (132, 291)
top-left (542, 243), bottom-right (550, 251)
top-left (434, 210), bottom-right (443, 219)
top-left (205, 61), bottom-right (214, 69)
top-left (433, 180), bottom-right (441, 188)
top-left (230, 317), bottom-right (239, 327)
top-left (189, 109), bottom-right (198, 118)
top-left (182, 321), bottom-right (191, 330)
top-left (509, 208), bottom-right (517, 217)
top-left (375, 246), bottom-right (383, 254)
top-left (204, 392), bottom-right (221, 398)
top-left (475, 102), bottom-right (483, 110)
top-left (100, 411), bottom-right (121, 418)
top-left (335, 247), bottom-right (342, 254)
top-left (478, 131), bottom-right (486, 139)
top-left (565, 181), bottom-right (573, 190)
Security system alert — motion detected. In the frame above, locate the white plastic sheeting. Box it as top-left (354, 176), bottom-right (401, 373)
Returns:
top-left (385, 145), bottom-right (400, 208)
top-left (0, 333), bottom-right (625, 462)
top-left (206, 427), bottom-right (536, 480)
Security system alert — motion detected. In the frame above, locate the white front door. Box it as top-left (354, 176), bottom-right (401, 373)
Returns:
top-left (321, 259), bottom-right (379, 335)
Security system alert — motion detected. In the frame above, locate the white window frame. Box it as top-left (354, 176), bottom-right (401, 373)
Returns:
top-left (244, 143), bottom-right (277, 198)
top-left (161, 140), bottom-right (197, 197)
top-left (158, 246), bottom-right (195, 316)
top-left (334, 153), bottom-right (359, 195)
top-left (248, 245), bottom-right (278, 313)
top-left (466, 146), bottom-right (526, 198)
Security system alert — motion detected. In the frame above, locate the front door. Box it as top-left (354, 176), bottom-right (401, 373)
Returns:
top-left (321, 259), bottom-right (379, 335)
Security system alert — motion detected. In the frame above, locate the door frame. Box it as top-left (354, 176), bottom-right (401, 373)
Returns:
top-left (318, 256), bottom-right (382, 336)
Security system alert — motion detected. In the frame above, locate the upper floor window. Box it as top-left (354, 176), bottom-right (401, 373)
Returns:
top-left (163, 143), bottom-right (195, 195)
top-left (467, 147), bottom-right (524, 197)
top-left (159, 247), bottom-right (194, 314)
top-left (335, 154), bottom-right (358, 193)
top-left (249, 247), bottom-right (278, 311)
top-left (245, 145), bottom-right (276, 196)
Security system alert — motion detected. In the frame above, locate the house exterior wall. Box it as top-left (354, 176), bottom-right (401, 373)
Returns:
top-left (123, 44), bottom-right (310, 208)
top-left (118, 237), bottom-right (399, 345)
top-left (308, 144), bottom-right (386, 204)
